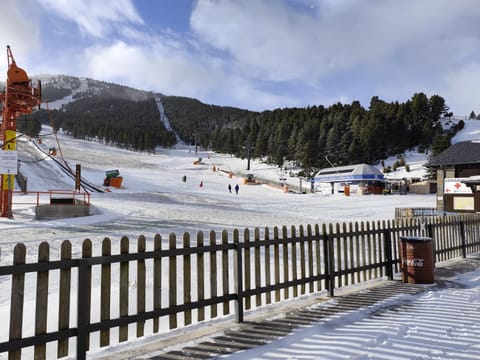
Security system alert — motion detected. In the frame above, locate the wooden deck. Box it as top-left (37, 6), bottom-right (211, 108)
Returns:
top-left (140, 280), bottom-right (427, 360)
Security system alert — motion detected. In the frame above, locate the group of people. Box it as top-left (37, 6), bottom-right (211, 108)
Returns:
top-left (228, 183), bottom-right (240, 195)
top-left (183, 175), bottom-right (240, 195)
top-left (200, 182), bottom-right (239, 194)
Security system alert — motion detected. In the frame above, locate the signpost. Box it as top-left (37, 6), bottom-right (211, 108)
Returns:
top-left (444, 178), bottom-right (472, 194)
top-left (0, 150), bottom-right (17, 175)
top-left (1, 130), bottom-right (18, 193)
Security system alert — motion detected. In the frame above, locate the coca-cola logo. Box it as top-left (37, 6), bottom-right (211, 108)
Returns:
top-left (403, 258), bottom-right (424, 267)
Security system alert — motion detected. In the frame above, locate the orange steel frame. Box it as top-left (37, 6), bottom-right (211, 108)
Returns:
top-left (0, 46), bottom-right (41, 217)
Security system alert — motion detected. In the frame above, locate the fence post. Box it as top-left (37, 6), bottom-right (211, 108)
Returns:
top-left (323, 224), bottom-right (334, 297)
top-left (384, 229), bottom-right (393, 280)
top-left (168, 234), bottom-right (177, 329)
top-left (210, 230), bottom-right (218, 318)
top-left (77, 239), bottom-right (92, 360)
top-left (100, 238), bottom-right (111, 348)
top-left (222, 230), bottom-right (230, 315)
top-left (426, 223), bottom-right (436, 265)
top-left (460, 221), bottom-right (467, 258)
top-left (34, 242), bottom-right (50, 360)
top-left (9, 244), bottom-right (26, 360)
top-left (233, 229), bottom-right (244, 323)
top-left (77, 259), bottom-right (88, 360)
top-left (328, 234), bottom-right (335, 297)
top-left (197, 232), bottom-right (205, 322)
top-left (137, 235), bottom-right (146, 338)
top-left (183, 233), bottom-right (192, 326)
top-left (58, 241), bottom-right (72, 358)
top-left (119, 237), bottom-right (130, 340)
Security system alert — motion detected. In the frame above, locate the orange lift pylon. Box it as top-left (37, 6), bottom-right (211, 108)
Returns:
top-left (0, 46), bottom-right (41, 217)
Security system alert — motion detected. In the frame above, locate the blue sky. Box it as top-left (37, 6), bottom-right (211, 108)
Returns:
top-left (1, 0), bottom-right (480, 115)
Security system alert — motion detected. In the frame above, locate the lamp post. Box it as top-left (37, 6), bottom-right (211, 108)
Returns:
top-left (244, 144), bottom-right (253, 171)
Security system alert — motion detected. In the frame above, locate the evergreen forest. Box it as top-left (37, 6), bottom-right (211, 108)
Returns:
top-left (22, 97), bottom-right (177, 152)
top-left (163, 92), bottom-right (453, 176)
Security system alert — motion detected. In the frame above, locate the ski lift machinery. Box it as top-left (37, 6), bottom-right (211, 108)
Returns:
top-left (0, 46), bottom-right (41, 217)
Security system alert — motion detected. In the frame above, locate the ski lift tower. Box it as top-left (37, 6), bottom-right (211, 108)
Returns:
top-left (0, 46), bottom-right (41, 217)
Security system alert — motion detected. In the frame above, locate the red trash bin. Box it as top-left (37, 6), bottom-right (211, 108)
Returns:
top-left (400, 236), bottom-right (435, 284)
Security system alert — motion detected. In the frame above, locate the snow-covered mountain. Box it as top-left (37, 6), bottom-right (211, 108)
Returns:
top-left (28, 74), bottom-right (480, 182)
top-left (35, 74), bottom-right (155, 110)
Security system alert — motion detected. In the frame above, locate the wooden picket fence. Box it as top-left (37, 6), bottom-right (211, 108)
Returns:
top-left (1, 214), bottom-right (480, 359)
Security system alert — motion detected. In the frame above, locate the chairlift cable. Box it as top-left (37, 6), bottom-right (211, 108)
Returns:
top-left (44, 101), bottom-right (72, 173)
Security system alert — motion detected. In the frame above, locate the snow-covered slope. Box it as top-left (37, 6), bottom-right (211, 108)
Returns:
top-left (155, 95), bottom-right (184, 144)
top-left (41, 76), bottom-right (90, 109)
top-left (381, 118), bottom-right (480, 180)
top-left (451, 118), bottom-right (480, 144)
top-left (37, 74), bottom-right (154, 110)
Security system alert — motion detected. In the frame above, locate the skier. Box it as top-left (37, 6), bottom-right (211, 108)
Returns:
top-left (200, 181), bottom-right (203, 188)
top-left (235, 184), bottom-right (239, 195)
top-left (228, 184), bottom-right (232, 193)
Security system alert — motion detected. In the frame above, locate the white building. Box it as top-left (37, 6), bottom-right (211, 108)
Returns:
top-left (314, 163), bottom-right (385, 195)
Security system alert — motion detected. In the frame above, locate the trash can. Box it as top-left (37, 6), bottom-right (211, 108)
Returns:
top-left (400, 236), bottom-right (434, 284)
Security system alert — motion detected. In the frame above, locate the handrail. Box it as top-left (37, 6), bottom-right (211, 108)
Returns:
top-left (11, 190), bottom-right (91, 206)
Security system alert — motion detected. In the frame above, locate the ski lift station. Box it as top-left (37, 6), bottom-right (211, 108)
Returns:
top-left (314, 163), bottom-right (385, 195)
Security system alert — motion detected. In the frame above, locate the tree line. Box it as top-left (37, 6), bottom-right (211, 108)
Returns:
top-left (160, 95), bottom-right (253, 147)
top-left (164, 92), bottom-right (452, 176)
top-left (20, 97), bottom-right (176, 152)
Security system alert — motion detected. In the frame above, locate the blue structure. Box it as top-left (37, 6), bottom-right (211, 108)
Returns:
top-left (314, 163), bottom-right (385, 194)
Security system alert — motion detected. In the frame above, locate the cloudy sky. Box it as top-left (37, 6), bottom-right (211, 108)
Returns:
top-left (1, 0), bottom-right (479, 115)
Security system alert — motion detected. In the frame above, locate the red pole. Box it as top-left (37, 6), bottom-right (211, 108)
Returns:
top-left (0, 46), bottom-right (41, 217)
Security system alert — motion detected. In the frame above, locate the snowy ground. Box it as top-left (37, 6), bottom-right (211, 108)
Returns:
top-left (221, 266), bottom-right (480, 360)
top-left (0, 121), bottom-right (479, 359)
top-left (2, 127), bottom-right (438, 252)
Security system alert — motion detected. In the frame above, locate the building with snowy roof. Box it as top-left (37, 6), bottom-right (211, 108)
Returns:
top-left (428, 140), bottom-right (480, 213)
top-left (314, 163), bottom-right (385, 195)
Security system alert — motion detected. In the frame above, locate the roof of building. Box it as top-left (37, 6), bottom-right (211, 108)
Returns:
top-left (314, 163), bottom-right (384, 182)
top-left (428, 141), bottom-right (480, 167)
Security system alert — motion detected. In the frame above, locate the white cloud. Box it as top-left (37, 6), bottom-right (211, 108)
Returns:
top-left (84, 40), bottom-right (217, 93)
top-left (37, 0), bottom-right (143, 38)
top-left (0, 0), bottom-right (41, 68)
top-left (191, 0), bottom-right (325, 82)
top-left (445, 63), bottom-right (480, 117)
top-left (79, 38), bottom-right (294, 110)
top-left (190, 0), bottom-right (480, 92)
top-left (4, 0), bottom-right (480, 115)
